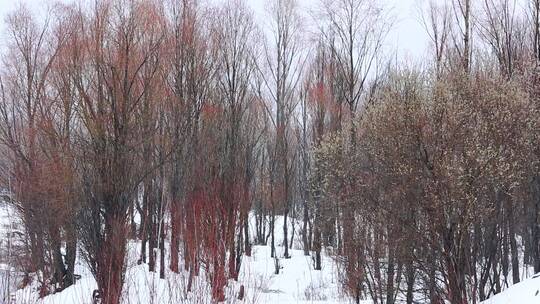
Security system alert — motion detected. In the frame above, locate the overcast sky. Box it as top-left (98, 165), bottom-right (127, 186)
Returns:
top-left (0, 0), bottom-right (432, 61)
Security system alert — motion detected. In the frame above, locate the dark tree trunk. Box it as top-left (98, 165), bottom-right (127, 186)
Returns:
top-left (50, 225), bottom-right (67, 290)
top-left (64, 221), bottom-right (77, 288)
top-left (386, 233), bottom-right (396, 304)
top-left (289, 214), bottom-right (295, 250)
top-left (271, 197), bottom-right (276, 258)
top-left (283, 205), bottom-right (290, 258)
top-left (129, 203), bottom-right (136, 239)
top-left (139, 184), bottom-right (149, 265)
top-left (533, 175), bottom-right (540, 273)
top-left (97, 215), bottom-right (127, 304)
top-left (405, 260), bottom-right (414, 304)
top-left (507, 201), bottom-right (519, 284)
top-left (159, 217), bottom-right (165, 279)
top-left (302, 198), bottom-right (310, 255)
top-left (244, 217), bottom-right (251, 256)
top-left (236, 228), bottom-right (243, 279)
top-left (170, 199), bottom-right (180, 272)
top-left (428, 247), bottom-right (438, 303)
top-left (148, 183), bottom-right (156, 272)
top-left (313, 224), bottom-right (322, 270)
top-left (443, 226), bottom-right (467, 304)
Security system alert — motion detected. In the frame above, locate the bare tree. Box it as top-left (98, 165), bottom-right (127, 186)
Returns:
top-left (165, 0), bottom-right (213, 276)
top-left (68, 1), bottom-right (166, 303)
top-left (530, 0), bottom-right (540, 61)
top-left (259, 0), bottom-right (304, 261)
top-left (452, 0), bottom-right (472, 73)
top-left (317, 0), bottom-right (389, 120)
top-left (0, 4), bottom-right (74, 295)
top-left (479, 0), bottom-right (527, 78)
top-left (420, 1), bottom-right (452, 77)
top-left (212, 0), bottom-right (259, 279)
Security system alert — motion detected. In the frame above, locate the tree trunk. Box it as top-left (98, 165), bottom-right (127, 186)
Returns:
top-left (429, 246), bottom-right (438, 303)
top-left (283, 205), bottom-right (290, 258)
top-left (533, 175), bottom-right (540, 273)
top-left (271, 197), bottom-right (276, 258)
top-left (507, 200), bottom-right (519, 284)
top-left (159, 223), bottom-right (165, 279)
top-left (129, 203), bottom-right (136, 239)
top-left (313, 223), bottom-right (322, 270)
top-left (148, 182), bottom-right (156, 272)
top-left (64, 221), bottom-right (77, 288)
top-left (405, 260), bottom-right (414, 304)
top-left (49, 225), bottom-right (67, 290)
top-left (444, 226), bottom-right (467, 304)
top-left (463, 0), bottom-right (471, 73)
top-left (139, 183), bottom-right (149, 265)
top-left (244, 217), bottom-right (251, 256)
top-left (533, 0), bottom-right (540, 61)
top-left (302, 198), bottom-right (310, 255)
top-left (386, 238), bottom-right (395, 304)
top-left (170, 198), bottom-right (180, 272)
top-left (97, 215), bottom-right (127, 304)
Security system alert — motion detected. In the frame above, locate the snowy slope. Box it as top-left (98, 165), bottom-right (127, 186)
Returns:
top-left (480, 274), bottom-right (540, 304)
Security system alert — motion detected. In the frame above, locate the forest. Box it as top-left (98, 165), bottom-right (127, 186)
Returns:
top-left (0, 0), bottom-right (539, 303)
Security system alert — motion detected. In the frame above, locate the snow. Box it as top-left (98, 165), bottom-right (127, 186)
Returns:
top-left (7, 206), bottom-right (539, 304)
top-left (4, 204), bottom-right (540, 304)
top-left (9, 214), bottom-right (352, 304)
top-left (238, 246), bottom-right (347, 304)
top-left (480, 274), bottom-right (540, 304)
top-left (1, 198), bottom-right (22, 304)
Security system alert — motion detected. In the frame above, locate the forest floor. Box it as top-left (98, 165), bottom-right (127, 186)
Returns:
top-left (7, 214), bottom-right (353, 304)
top-left (1, 202), bottom-right (538, 304)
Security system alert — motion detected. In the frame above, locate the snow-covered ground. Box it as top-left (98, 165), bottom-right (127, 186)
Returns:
top-left (480, 273), bottom-right (540, 304)
top-left (1, 197), bottom-right (23, 304)
top-left (10, 214), bottom-right (352, 304)
top-left (4, 206), bottom-right (540, 304)
top-left (239, 245), bottom-right (348, 304)
top-left (12, 245), bottom-right (349, 304)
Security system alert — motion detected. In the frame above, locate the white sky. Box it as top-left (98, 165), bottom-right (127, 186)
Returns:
top-left (0, 0), bottom-right (432, 60)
